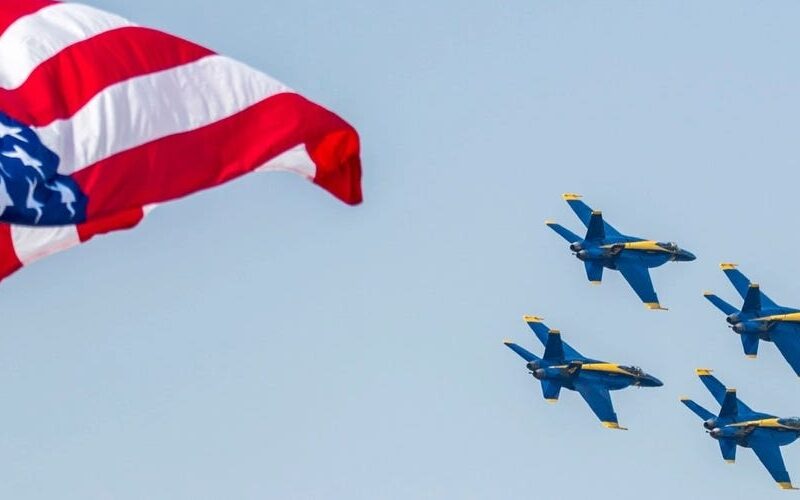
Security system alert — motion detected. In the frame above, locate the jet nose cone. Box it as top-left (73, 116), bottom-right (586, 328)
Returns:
top-left (644, 375), bottom-right (663, 387)
top-left (678, 249), bottom-right (696, 261)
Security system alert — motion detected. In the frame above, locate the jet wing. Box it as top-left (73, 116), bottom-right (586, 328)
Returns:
top-left (523, 317), bottom-right (586, 360)
top-left (695, 369), bottom-right (755, 415)
top-left (721, 265), bottom-right (780, 309)
top-left (562, 194), bottom-right (623, 238)
top-left (615, 258), bottom-right (664, 310)
top-left (769, 325), bottom-right (800, 377)
top-left (573, 380), bottom-right (625, 430)
top-left (748, 430), bottom-right (796, 489)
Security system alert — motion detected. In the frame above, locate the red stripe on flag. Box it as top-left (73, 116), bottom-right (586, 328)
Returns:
top-left (0, 0), bottom-right (54, 37)
top-left (308, 129), bottom-right (362, 206)
top-left (72, 92), bottom-right (362, 218)
top-left (0, 224), bottom-right (23, 280)
top-left (77, 207), bottom-right (145, 243)
top-left (0, 27), bottom-right (214, 126)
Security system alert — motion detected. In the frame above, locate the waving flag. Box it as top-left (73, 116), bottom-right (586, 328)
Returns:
top-left (0, 1), bottom-right (362, 282)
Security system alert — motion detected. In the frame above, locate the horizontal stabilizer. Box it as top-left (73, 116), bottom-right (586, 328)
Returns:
top-left (703, 292), bottom-right (738, 316)
top-left (503, 341), bottom-right (540, 362)
top-left (545, 221), bottom-right (581, 243)
top-left (741, 284), bottom-right (762, 313)
top-left (680, 398), bottom-right (715, 421)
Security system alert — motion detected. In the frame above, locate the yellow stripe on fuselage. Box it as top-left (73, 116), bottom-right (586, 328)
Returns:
top-left (730, 418), bottom-right (795, 429)
top-left (579, 363), bottom-right (635, 376)
top-left (604, 240), bottom-right (670, 253)
top-left (755, 312), bottom-right (800, 323)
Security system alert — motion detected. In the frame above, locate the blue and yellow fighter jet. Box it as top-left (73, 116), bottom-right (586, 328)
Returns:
top-left (681, 369), bottom-right (800, 490)
top-left (504, 315), bottom-right (663, 430)
top-left (704, 263), bottom-right (800, 377)
top-left (545, 193), bottom-right (696, 309)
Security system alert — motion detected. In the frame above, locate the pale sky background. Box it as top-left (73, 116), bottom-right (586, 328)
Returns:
top-left (1, 1), bottom-right (800, 499)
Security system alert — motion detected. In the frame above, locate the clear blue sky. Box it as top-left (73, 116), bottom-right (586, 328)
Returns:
top-left (1, 1), bottom-right (800, 498)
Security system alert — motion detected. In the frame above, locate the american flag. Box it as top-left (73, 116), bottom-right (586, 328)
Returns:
top-left (0, 1), bottom-right (362, 282)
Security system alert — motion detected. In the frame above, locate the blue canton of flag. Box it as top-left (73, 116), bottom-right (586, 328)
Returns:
top-left (0, 111), bottom-right (87, 225)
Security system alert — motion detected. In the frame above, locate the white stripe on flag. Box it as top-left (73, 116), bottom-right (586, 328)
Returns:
top-left (256, 144), bottom-right (316, 178)
top-left (10, 224), bottom-right (80, 265)
top-left (0, 3), bottom-right (135, 89)
top-left (35, 55), bottom-right (291, 175)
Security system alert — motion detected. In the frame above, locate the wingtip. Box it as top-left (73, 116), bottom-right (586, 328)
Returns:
top-left (601, 421), bottom-right (627, 430)
top-left (544, 219), bottom-right (556, 225)
top-left (745, 354), bottom-right (757, 359)
top-left (777, 482), bottom-right (797, 490)
top-left (544, 398), bottom-right (558, 404)
top-left (591, 210), bottom-right (602, 215)
top-left (644, 302), bottom-right (668, 311)
top-left (548, 329), bottom-right (560, 335)
top-left (725, 460), bottom-right (736, 464)
top-left (720, 263), bottom-right (738, 270)
top-left (502, 339), bottom-right (514, 346)
top-left (703, 291), bottom-right (714, 297)
top-left (679, 396), bottom-right (690, 402)
top-left (695, 368), bottom-right (713, 376)
top-left (523, 315), bottom-right (544, 323)
top-left (562, 193), bottom-right (582, 201)
top-left (589, 280), bottom-right (601, 285)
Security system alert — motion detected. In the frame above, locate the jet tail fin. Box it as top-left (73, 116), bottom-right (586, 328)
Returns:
top-left (741, 284), bottom-right (762, 313)
top-left (503, 341), bottom-right (540, 363)
top-left (541, 380), bottom-right (561, 402)
top-left (542, 330), bottom-right (565, 361)
top-left (703, 292), bottom-right (739, 316)
top-left (741, 334), bottom-right (759, 358)
top-left (680, 398), bottom-right (715, 421)
top-left (545, 221), bottom-right (581, 243)
top-left (719, 439), bottom-right (737, 463)
top-left (585, 211), bottom-right (605, 240)
top-left (718, 389), bottom-right (739, 418)
top-left (561, 193), bottom-right (622, 237)
top-left (584, 261), bottom-right (603, 284)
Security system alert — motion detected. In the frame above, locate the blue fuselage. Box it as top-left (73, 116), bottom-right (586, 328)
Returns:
top-left (728, 306), bottom-right (800, 343)
top-left (527, 358), bottom-right (663, 392)
top-left (707, 415), bottom-right (800, 449)
top-left (570, 236), bottom-right (695, 270)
